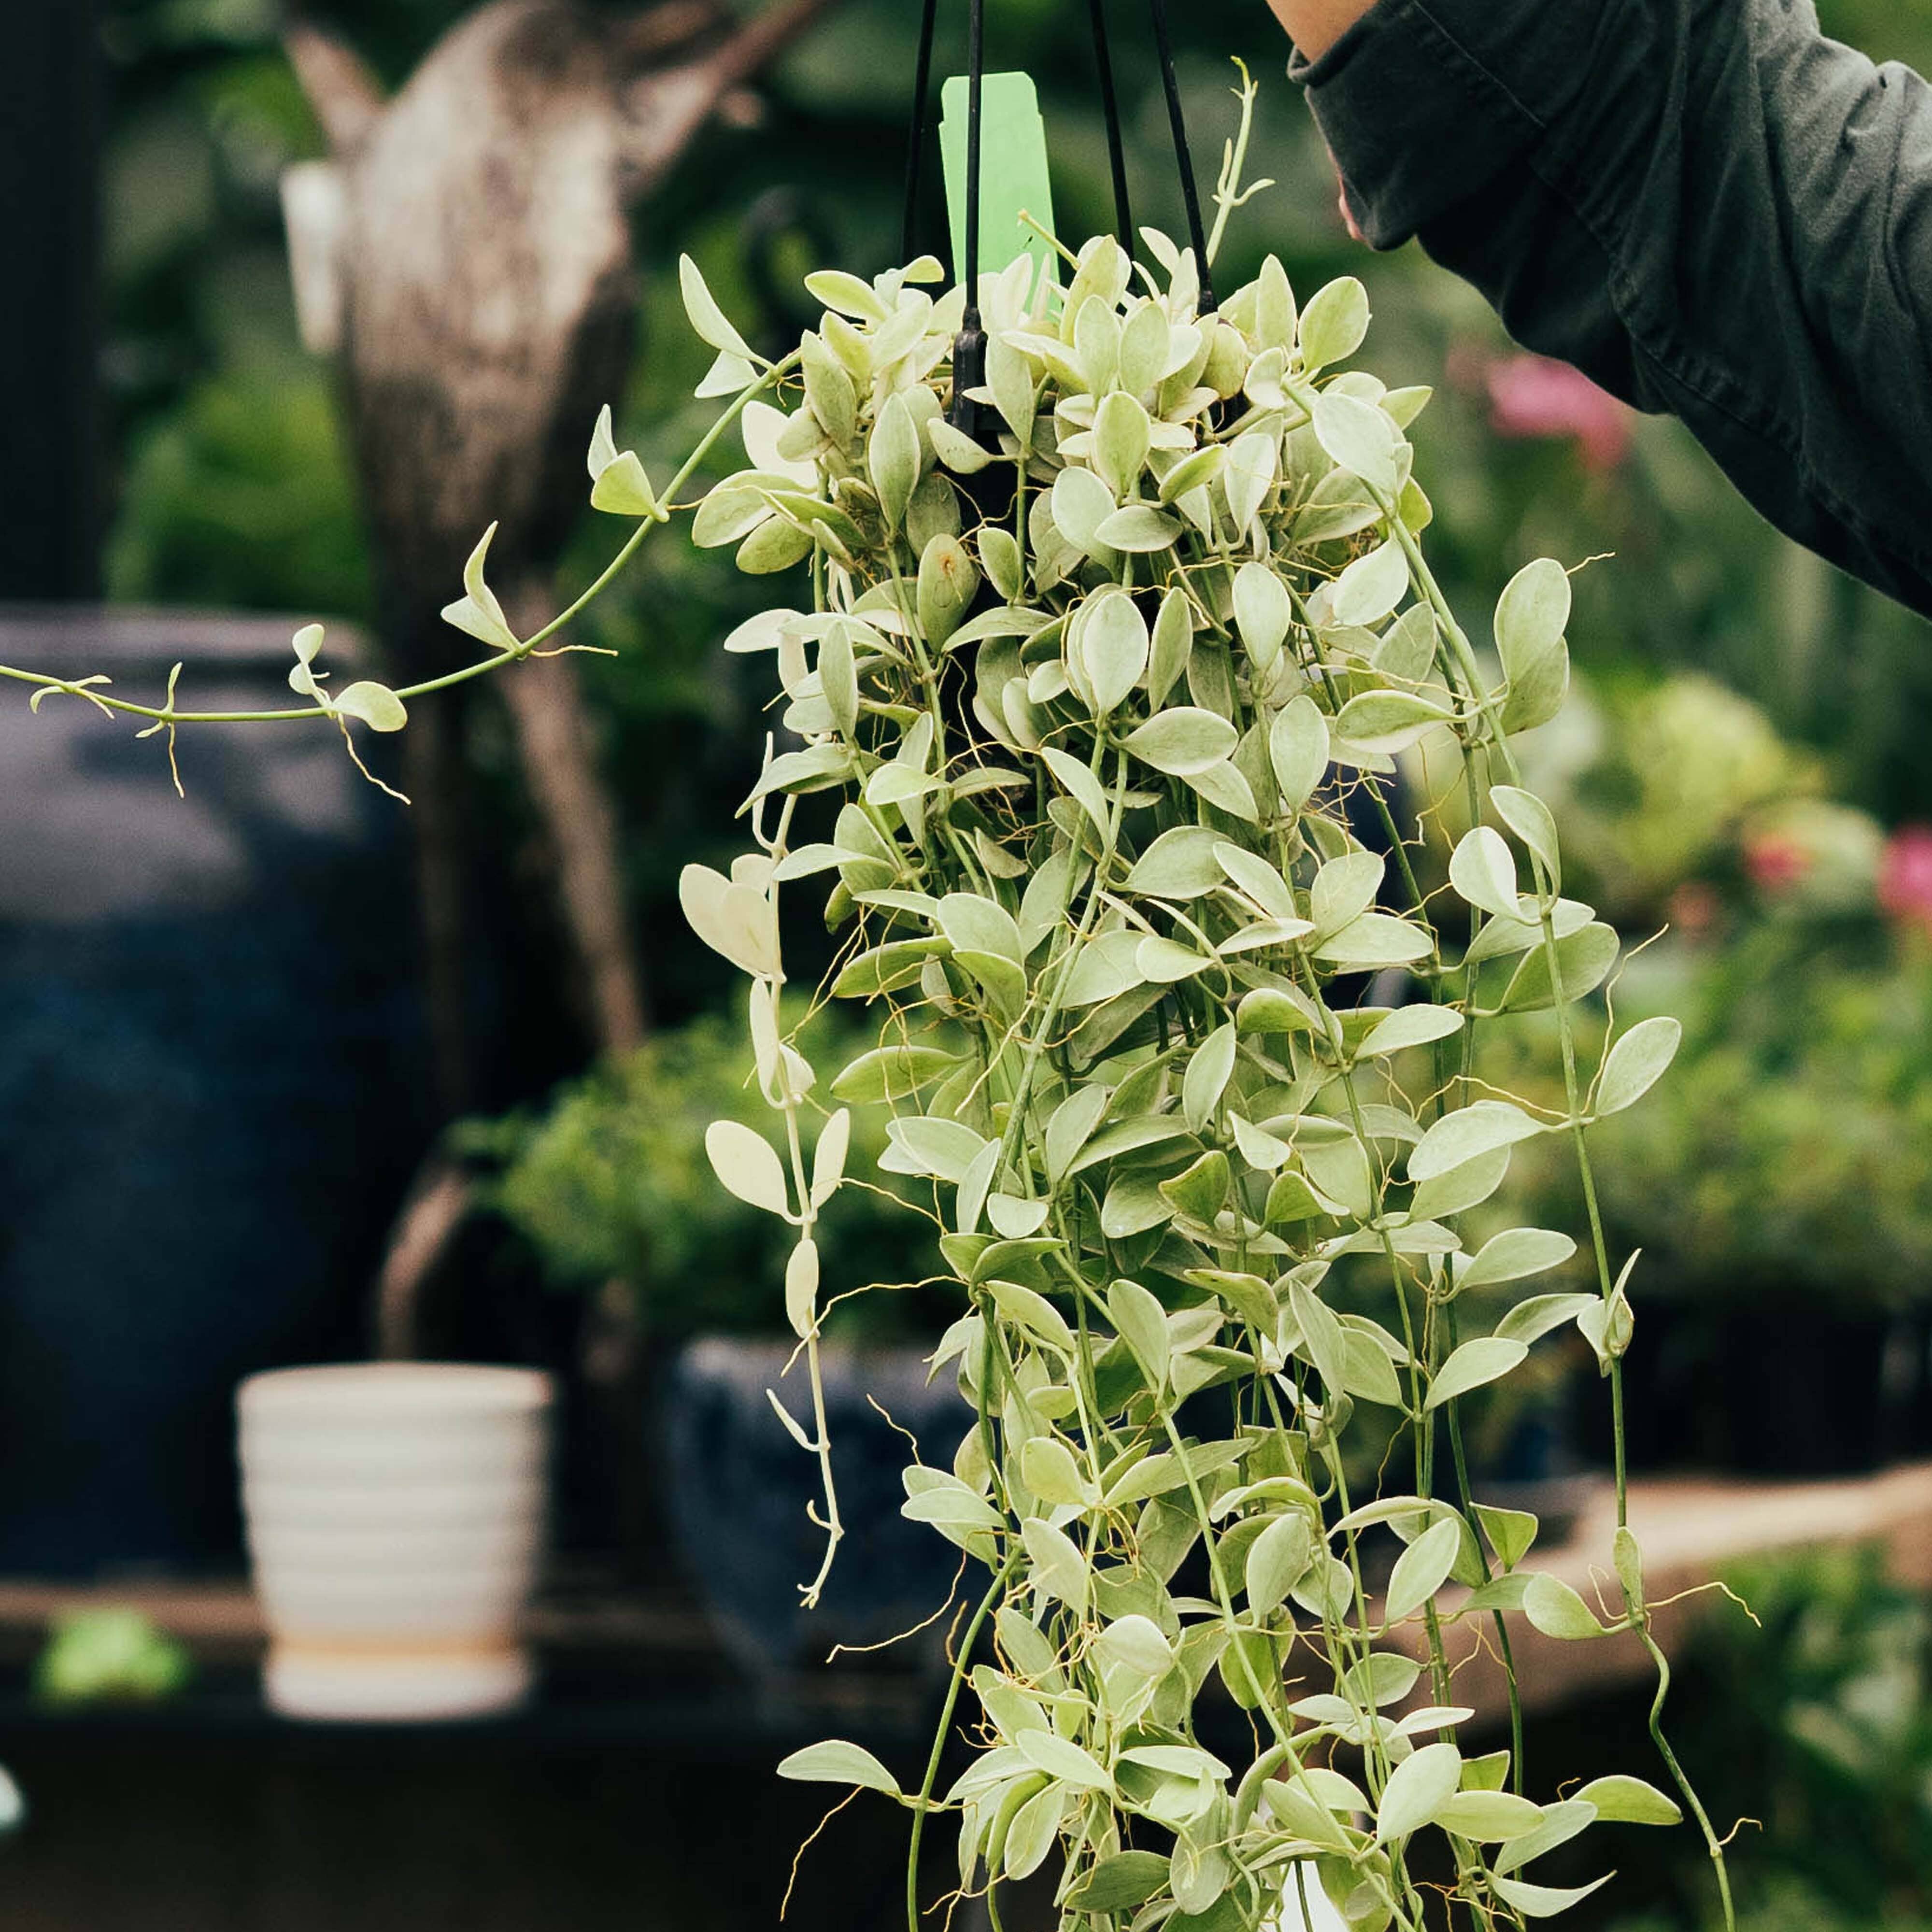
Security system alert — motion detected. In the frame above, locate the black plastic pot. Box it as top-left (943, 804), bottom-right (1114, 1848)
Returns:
top-left (661, 1337), bottom-right (972, 1679)
top-left (0, 607), bottom-right (433, 1573)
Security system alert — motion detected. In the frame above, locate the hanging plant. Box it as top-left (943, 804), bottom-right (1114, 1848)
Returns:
top-left (0, 67), bottom-right (1741, 1932)
top-left (669, 108), bottom-right (1739, 1932)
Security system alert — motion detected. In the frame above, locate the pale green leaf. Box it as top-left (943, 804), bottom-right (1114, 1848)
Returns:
top-left (1079, 592), bottom-right (1151, 718)
top-left (1148, 587), bottom-right (1193, 705)
top-left (1312, 389), bottom-right (1400, 496)
top-left (1457, 1229), bottom-right (1576, 1291)
top-left (1425, 1338), bottom-right (1528, 1409)
top-left (1040, 745), bottom-right (1112, 837)
top-left (1299, 276), bottom-right (1370, 372)
top-left (1270, 696), bottom-right (1330, 812)
top-left (776, 1739), bottom-right (901, 1795)
top-left (1376, 1741), bottom-right (1462, 1843)
top-left (868, 393), bottom-right (921, 532)
top-left (1245, 1513), bottom-right (1315, 1616)
top-left (1233, 561), bottom-right (1292, 665)
top-left (1126, 826), bottom-right (1226, 898)
top-left (1437, 1790), bottom-right (1545, 1842)
top-left (1094, 504), bottom-right (1179, 553)
top-left (1491, 786), bottom-right (1562, 889)
top-left (1492, 1295), bottom-right (1595, 1353)
top-left (1357, 1005), bottom-right (1464, 1058)
top-left (1474, 1503), bottom-right (1538, 1571)
top-left (678, 863), bottom-right (780, 979)
top-left (1334, 688), bottom-right (1454, 753)
top-left (333, 681), bottom-right (408, 733)
top-left (1385, 1517), bottom-right (1462, 1622)
top-left (440, 522), bottom-right (519, 653)
top-left (1019, 1436), bottom-right (1088, 1507)
top-left (1331, 541), bottom-right (1408, 628)
top-left (1108, 1277), bottom-right (1171, 1390)
top-left (678, 254), bottom-right (755, 360)
top-left (1572, 1774), bottom-right (1682, 1827)
top-left (1125, 707), bottom-right (1238, 777)
top-left (1016, 1730), bottom-right (1112, 1792)
top-left (1595, 1017), bottom-right (1682, 1117)
top-left (812, 1107), bottom-right (851, 1206)
top-left (704, 1120), bottom-right (791, 1218)
top-left (1092, 390), bottom-right (1151, 497)
top-left (1022, 1516), bottom-right (1090, 1614)
top-left (1522, 1573), bottom-right (1610, 1640)
top-left (1002, 1784), bottom-right (1063, 1881)
top-left (1491, 1875), bottom-right (1612, 1919)
top-left (1183, 1022), bottom-right (1237, 1132)
top-left (1052, 465), bottom-right (1116, 559)
top-left (1096, 1614), bottom-right (1174, 1680)
top-left (1450, 826), bottom-right (1520, 922)
top-left (785, 1237), bottom-right (819, 1339)
top-left (695, 348), bottom-right (756, 398)
top-left (1408, 1102), bottom-right (1544, 1183)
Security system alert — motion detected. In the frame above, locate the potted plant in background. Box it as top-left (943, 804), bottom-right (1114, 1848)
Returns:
top-left (471, 1007), bottom-right (966, 1681)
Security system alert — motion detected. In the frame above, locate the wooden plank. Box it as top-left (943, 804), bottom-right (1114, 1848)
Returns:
top-left (4, 1463), bottom-right (1930, 1715)
top-left (0, 1575), bottom-right (715, 1670)
top-left (1413, 1461), bottom-right (1932, 1723)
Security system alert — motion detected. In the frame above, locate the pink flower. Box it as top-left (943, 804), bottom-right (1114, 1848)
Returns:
top-left (1667, 881), bottom-right (1722, 943)
top-left (1485, 355), bottom-right (1634, 471)
top-left (1745, 833), bottom-right (1810, 895)
top-left (1879, 826), bottom-right (1932, 935)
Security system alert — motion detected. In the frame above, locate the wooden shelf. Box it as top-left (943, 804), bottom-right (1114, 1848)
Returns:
top-left (4, 1462), bottom-right (1929, 1730)
top-left (0, 1572), bottom-right (715, 1671)
top-left (1410, 1459), bottom-right (1932, 1721)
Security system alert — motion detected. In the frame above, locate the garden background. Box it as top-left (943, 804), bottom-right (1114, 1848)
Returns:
top-left (5, 0), bottom-right (1932, 1928)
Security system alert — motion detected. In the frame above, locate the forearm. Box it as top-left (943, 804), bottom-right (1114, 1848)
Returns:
top-left (1287, 0), bottom-right (1932, 619)
top-left (1263, 0), bottom-right (1376, 60)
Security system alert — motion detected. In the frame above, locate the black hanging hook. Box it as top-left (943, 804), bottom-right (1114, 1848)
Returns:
top-left (895, 0), bottom-right (1218, 426)
top-left (1147, 0), bottom-right (1216, 313)
top-left (1089, 0), bottom-right (1134, 260)
top-left (948, 0), bottom-right (988, 433)
top-left (900, 0), bottom-right (941, 269)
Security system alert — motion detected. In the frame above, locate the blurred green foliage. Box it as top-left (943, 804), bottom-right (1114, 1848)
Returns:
top-left (33, 1607), bottom-right (193, 1705)
top-left (1461, 666), bottom-right (1932, 1314)
top-left (1534, 929), bottom-right (1932, 1314)
top-left (1607, 1548), bottom-right (1932, 1931)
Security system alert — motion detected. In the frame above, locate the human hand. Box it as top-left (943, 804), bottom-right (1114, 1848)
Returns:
top-left (1263, 0), bottom-right (1378, 60)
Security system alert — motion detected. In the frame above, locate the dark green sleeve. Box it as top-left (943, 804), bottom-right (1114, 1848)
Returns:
top-left (1294, 0), bottom-right (1932, 620)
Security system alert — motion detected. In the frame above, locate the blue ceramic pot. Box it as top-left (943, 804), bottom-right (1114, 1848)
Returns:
top-left (662, 1337), bottom-right (971, 1678)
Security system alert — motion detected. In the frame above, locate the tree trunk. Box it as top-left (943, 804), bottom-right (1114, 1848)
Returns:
top-left (500, 575), bottom-right (649, 1053)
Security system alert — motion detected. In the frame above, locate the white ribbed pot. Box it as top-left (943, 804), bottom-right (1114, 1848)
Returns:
top-left (237, 1364), bottom-right (551, 1722)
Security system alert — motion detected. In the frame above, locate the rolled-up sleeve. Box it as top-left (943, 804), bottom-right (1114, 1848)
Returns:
top-left (1294, 0), bottom-right (1932, 620)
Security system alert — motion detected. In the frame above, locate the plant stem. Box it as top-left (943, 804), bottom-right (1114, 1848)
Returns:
top-left (906, 1551), bottom-right (1020, 1932)
top-left (0, 355), bottom-right (800, 732)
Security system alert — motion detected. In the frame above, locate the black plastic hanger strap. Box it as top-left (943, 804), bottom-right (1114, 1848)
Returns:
top-left (900, 0), bottom-right (941, 266)
top-left (1088, 0), bottom-right (1134, 260)
top-left (962, 0), bottom-right (985, 314)
top-left (950, 0), bottom-right (988, 429)
top-left (1146, 0), bottom-right (1216, 312)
